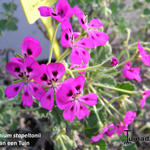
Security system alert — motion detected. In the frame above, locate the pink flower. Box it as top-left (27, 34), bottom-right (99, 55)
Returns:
top-left (56, 75), bottom-right (97, 121)
top-left (124, 111), bottom-right (136, 126)
top-left (140, 90), bottom-right (150, 108)
top-left (74, 6), bottom-right (109, 47)
top-left (10, 36), bottom-right (42, 63)
top-left (5, 57), bottom-right (45, 107)
top-left (122, 62), bottom-right (142, 82)
top-left (38, 0), bottom-right (73, 22)
top-left (90, 123), bottom-right (115, 143)
top-left (116, 122), bottom-right (127, 135)
top-left (137, 42), bottom-right (150, 66)
top-left (34, 63), bottom-right (65, 110)
top-left (61, 20), bottom-right (93, 65)
top-left (111, 57), bottom-right (118, 66)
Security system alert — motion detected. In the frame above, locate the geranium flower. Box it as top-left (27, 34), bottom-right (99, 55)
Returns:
top-left (91, 111), bottom-right (136, 143)
top-left (56, 75), bottom-right (97, 121)
top-left (111, 57), bottom-right (118, 66)
top-left (90, 123), bottom-right (115, 143)
top-left (38, 0), bottom-right (73, 22)
top-left (34, 63), bottom-right (65, 110)
top-left (61, 20), bottom-right (94, 66)
top-left (10, 36), bottom-right (42, 63)
top-left (137, 42), bottom-right (150, 66)
top-left (140, 90), bottom-right (150, 108)
top-left (74, 6), bottom-right (109, 47)
top-left (5, 57), bottom-right (45, 107)
top-left (122, 62), bottom-right (142, 82)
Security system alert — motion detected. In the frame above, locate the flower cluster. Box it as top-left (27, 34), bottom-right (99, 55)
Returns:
top-left (90, 111), bottom-right (136, 143)
top-left (5, 0), bottom-right (149, 146)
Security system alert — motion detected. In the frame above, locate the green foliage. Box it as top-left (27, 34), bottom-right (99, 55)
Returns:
top-left (123, 144), bottom-right (137, 150)
top-left (116, 82), bottom-right (136, 96)
top-left (133, 2), bottom-right (143, 9)
top-left (92, 139), bottom-right (107, 150)
top-left (0, 1), bottom-right (18, 36)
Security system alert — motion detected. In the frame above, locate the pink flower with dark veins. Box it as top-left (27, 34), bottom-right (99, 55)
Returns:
top-left (38, 0), bottom-right (73, 22)
top-left (111, 57), bottom-right (118, 66)
top-left (61, 20), bottom-right (94, 66)
top-left (137, 42), bottom-right (150, 66)
top-left (90, 123), bottom-right (115, 143)
top-left (140, 90), bottom-right (150, 108)
top-left (34, 63), bottom-right (65, 111)
top-left (56, 75), bottom-right (97, 121)
top-left (5, 57), bottom-right (45, 107)
top-left (10, 36), bottom-right (42, 63)
top-left (122, 62), bottom-right (142, 82)
top-left (74, 6), bottom-right (109, 47)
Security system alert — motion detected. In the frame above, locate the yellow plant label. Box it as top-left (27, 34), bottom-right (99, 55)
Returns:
top-left (20, 0), bottom-right (57, 24)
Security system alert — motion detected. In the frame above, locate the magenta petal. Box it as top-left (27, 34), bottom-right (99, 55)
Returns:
top-left (41, 89), bottom-right (54, 111)
top-left (122, 62), bottom-right (142, 82)
top-left (29, 82), bottom-right (45, 100)
top-left (76, 37), bottom-right (95, 49)
top-left (124, 111), bottom-right (136, 126)
top-left (105, 124), bottom-right (116, 137)
top-left (140, 98), bottom-right (146, 108)
top-left (79, 93), bottom-right (97, 106)
top-left (61, 20), bottom-right (73, 31)
top-left (21, 36), bottom-right (42, 59)
top-left (137, 42), bottom-right (147, 55)
top-left (22, 85), bottom-right (33, 107)
top-left (90, 126), bottom-right (108, 143)
top-left (76, 102), bottom-right (90, 120)
top-left (38, 6), bottom-right (52, 16)
top-left (72, 75), bottom-right (85, 94)
top-left (73, 32), bottom-right (81, 39)
top-left (89, 30), bottom-right (109, 47)
top-left (24, 57), bottom-right (40, 80)
top-left (88, 18), bottom-right (103, 29)
top-left (70, 48), bottom-right (82, 65)
top-left (6, 62), bottom-right (24, 79)
top-left (63, 102), bottom-right (76, 121)
top-left (48, 63), bottom-right (65, 82)
top-left (34, 64), bottom-right (50, 87)
top-left (56, 0), bottom-right (73, 21)
top-left (5, 82), bottom-right (24, 99)
top-left (61, 29), bottom-right (73, 47)
top-left (56, 80), bottom-right (74, 109)
top-left (10, 57), bottom-right (24, 64)
top-left (116, 122), bottom-right (126, 135)
top-left (73, 6), bottom-right (88, 30)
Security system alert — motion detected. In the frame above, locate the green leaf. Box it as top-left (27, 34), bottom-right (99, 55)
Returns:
top-left (99, 77), bottom-right (116, 87)
top-left (0, 88), bottom-right (4, 99)
top-left (98, 107), bottom-right (107, 125)
top-left (123, 144), bottom-right (137, 150)
top-left (133, 2), bottom-right (143, 9)
top-left (110, 2), bottom-right (118, 14)
top-left (116, 82), bottom-right (135, 96)
top-left (84, 126), bottom-right (99, 138)
top-left (0, 129), bottom-right (7, 142)
top-left (87, 110), bottom-right (98, 128)
top-left (3, 2), bottom-right (17, 12)
top-left (92, 139), bottom-right (107, 150)
top-left (0, 19), bottom-right (7, 31)
top-left (143, 8), bottom-right (150, 15)
top-left (6, 22), bottom-right (17, 31)
top-left (146, 0), bottom-right (150, 3)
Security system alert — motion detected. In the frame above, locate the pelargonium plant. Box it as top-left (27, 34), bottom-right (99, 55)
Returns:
top-left (4, 0), bottom-right (150, 149)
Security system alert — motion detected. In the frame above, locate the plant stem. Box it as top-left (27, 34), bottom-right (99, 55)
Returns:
top-left (93, 83), bottom-right (138, 95)
top-left (57, 48), bottom-right (70, 62)
top-left (71, 57), bottom-right (112, 73)
top-left (102, 96), bottom-right (124, 119)
top-left (66, 69), bottom-right (74, 78)
top-left (0, 99), bottom-right (18, 106)
top-left (48, 22), bottom-right (60, 64)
